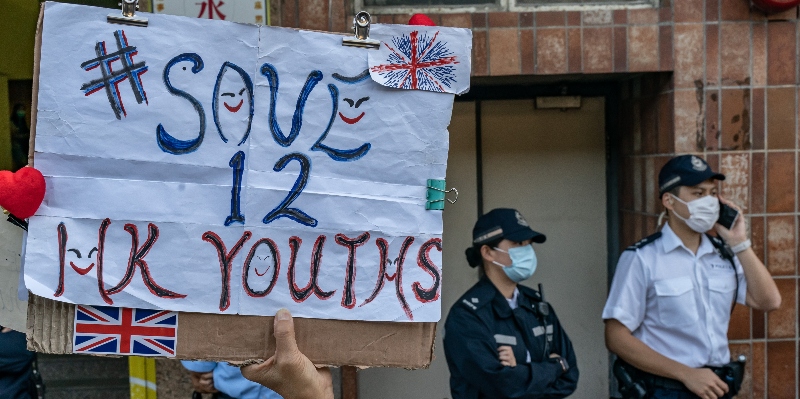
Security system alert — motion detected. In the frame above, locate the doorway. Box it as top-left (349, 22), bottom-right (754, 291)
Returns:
top-left (359, 89), bottom-right (614, 399)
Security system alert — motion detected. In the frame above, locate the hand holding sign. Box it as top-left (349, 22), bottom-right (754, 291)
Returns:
top-left (241, 309), bottom-right (334, 399)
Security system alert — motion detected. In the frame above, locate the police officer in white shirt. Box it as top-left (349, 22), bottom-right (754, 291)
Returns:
top-left (603, 155), bottom-right (781, 399)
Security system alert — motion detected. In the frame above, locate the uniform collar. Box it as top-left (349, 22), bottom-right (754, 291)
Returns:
top-left (506, 288), bottom-right (520, 310)
top-left (486, 281), bottom-right (538, 318)
top-left (661, 222), bottom-right (714, 256)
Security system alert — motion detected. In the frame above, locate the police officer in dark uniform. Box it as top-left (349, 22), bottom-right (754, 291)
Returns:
top-left (0, 327), bottom-right (40, 399)
top-left (443, 208), bottom-right (579, 399)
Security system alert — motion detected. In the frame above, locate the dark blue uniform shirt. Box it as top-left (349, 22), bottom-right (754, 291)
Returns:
top-left (0, 330), bottom-right (34, 399)
top-left (444, 278), bottom-right (579, 399)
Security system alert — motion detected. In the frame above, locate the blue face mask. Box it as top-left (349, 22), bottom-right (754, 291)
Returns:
top-left (492, 245), bottom-right (538, 282)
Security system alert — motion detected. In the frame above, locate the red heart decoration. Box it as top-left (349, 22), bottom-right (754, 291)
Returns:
top-left (408, 14), bottom-right (436, 26)
top-left (0, 167), bottom-right (46, 219)
top-left (752, 0), bottom-right (800, 13)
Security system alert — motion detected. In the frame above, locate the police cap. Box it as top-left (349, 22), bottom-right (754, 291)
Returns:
top-left (658, 155), bottom-right (725, 195)
top-left (472, 208), bottom-right (546, 245)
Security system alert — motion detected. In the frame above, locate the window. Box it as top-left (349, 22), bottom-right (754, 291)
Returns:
top-left (360, 0), bottom-right (657, 14)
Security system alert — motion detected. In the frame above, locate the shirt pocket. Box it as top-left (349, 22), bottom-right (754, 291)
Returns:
top-left (708, 275), bottom-right (737, 314)
top-left (654, 276), bottom-right (698, 326)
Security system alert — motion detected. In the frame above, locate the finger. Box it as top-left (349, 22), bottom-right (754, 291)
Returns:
top-left (241, 357), bottom-right (275, 382)
top-left (709, 383), bottom-right (725, 398)
top-left (717, 378), bottom-right (730, 393)
top-left (273, 309), bottom-right (299, 362)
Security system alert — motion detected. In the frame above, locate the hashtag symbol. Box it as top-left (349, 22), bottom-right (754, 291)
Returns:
top-left (80, 30), bottom-right (148, 120)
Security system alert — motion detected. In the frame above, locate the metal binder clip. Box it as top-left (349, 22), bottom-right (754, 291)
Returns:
top-left (342, 11), bottom-right (380, 49)
top-left (426, 179), bottom-right (458, 210)
top-left (108, 0), bottom-right (149, 27)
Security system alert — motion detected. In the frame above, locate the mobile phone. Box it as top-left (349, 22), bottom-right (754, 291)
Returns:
top-left (718, 202), bottom-right (739, 230)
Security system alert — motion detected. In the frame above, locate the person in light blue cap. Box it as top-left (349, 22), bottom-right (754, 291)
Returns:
top-left (182, 360), bottom-right (282, 399)
top-left (443, 208), bottom-right (579, 399)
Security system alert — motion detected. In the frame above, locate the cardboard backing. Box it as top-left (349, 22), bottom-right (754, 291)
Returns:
top-left (24, 4), bottom-right (437, 369)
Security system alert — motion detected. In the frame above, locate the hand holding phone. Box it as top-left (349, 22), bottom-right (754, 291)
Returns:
top-left (717, 201), bottom-right (739, 230)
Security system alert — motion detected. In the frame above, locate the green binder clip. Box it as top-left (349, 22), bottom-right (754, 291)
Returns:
top-left (426, 179), bottom-right (458, 210)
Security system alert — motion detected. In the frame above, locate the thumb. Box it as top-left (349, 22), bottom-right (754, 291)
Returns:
top-left (273, 308), bottom-right (299, 361)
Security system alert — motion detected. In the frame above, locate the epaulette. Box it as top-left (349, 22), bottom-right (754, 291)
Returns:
top-left (625, 232), bottom-right (662, 251)
top-left (518, 284), bottom-right (543, 302)
top-left (457, 281), bottom-right (495, 312)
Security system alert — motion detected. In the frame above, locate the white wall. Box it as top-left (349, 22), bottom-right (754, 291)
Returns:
top-left (358, 97), bottom-right (608, 399)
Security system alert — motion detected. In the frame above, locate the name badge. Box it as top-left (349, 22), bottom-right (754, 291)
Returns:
top-left (494, 334), bottom-right (517, 346)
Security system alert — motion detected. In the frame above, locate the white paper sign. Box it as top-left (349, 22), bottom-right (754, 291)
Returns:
top-left (0, 220), bottom-right (27, 332)
top-left (25, 2), bottom-right (470, 322)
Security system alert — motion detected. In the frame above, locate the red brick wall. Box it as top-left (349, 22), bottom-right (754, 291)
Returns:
top-left (270, 0), bottom-right (799, 397)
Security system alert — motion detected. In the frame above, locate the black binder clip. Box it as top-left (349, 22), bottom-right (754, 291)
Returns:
top-left (108, 0), bottom-right (149, 27)
top-left (342, 11), bottom-right (380, 49)
top-left (3, 209), bottom-right (28, 232)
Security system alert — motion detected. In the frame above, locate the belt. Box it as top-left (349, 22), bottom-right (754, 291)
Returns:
top-left (650, 366), bottom-right (724, 392)
top-left (649, 375), bottom-right (686, 391)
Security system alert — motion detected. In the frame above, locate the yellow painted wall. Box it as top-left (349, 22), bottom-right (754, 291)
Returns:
top-left (0, 0), bottom-right (40, 80)
top-left (0, 0), bottom-right (39, 171)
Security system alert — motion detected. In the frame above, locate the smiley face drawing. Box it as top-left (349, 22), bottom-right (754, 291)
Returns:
top-left (222, 88), bottom-right (247, 113)
top-left (307, 69), bottom-right (373, 162)
top-left (67, 247), bottom-right (98, 275)
top-left (242, 238), bottom-right (281, 298)
top-left (331, 69), bottom-right (371, 126)
top-left (339, 96), bottom-right (369, 125)
top-left (212, 62), bottom-right (254, 146)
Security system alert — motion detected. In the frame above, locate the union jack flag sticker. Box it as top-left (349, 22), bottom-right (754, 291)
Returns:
top-left (368, 25), bottom-right (472, 95)
top-left (73, 305), bottom-right (178, 357)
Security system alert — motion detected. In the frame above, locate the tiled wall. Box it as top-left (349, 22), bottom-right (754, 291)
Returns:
top-left (270, 0), bottom-right (799, 397)
top-left (615, 2), bottom-right (800, 398)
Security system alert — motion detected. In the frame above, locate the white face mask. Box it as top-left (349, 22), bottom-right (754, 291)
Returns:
top-left (670, 194), bottom-right (719, 233)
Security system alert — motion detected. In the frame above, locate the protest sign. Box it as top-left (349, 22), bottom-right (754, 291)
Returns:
top-left (24, 2), bottom-right (470, 365)
top-left (25, 2), bottom-right (470, 324)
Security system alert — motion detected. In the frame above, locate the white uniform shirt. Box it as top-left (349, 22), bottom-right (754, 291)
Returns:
top-left (602, 223), bottom-right (747, 368)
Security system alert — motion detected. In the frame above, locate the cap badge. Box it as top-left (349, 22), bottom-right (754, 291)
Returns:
top-left (515, 211), bottom-right (529, 227)
top-left (691, 156), bottom-right (707, 171)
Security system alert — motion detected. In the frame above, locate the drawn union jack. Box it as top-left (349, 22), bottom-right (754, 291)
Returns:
top-left (370, 31), bottom-right (459, 92)
top-left (73, 305), bottom-right (178, 357)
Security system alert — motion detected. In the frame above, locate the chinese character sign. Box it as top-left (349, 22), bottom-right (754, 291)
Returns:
top-left (153, 0), bottom-right (267, 24)
top-left (25, 2), bottom-right (472, 322)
